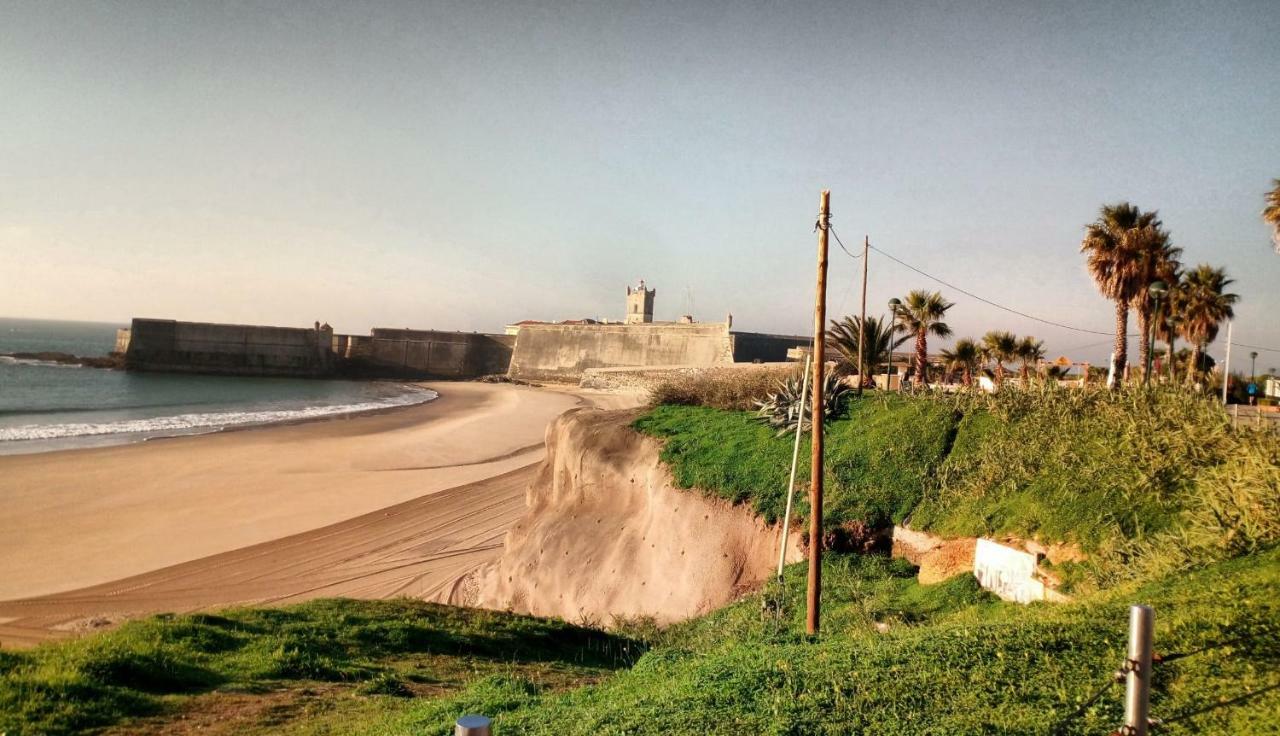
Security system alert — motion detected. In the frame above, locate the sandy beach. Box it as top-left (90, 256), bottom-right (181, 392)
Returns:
top-left (0, 381), bottom-right (635, 646)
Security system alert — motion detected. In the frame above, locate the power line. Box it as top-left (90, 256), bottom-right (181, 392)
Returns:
top-left (828, 224), bottom-right (862, 260)
top-left (1231, 342), bottom-right (1280, 354)
top-left (868, 242), bottom-right (1124, 336)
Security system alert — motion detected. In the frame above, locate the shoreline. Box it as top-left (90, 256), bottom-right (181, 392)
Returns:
top-left (0, 379), bottom-right (441, 458)
top-left (0, 381), bottom-right (589, 602)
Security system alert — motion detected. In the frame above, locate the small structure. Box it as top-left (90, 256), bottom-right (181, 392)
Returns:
top-left (625, 280), bottom-right (655, 324)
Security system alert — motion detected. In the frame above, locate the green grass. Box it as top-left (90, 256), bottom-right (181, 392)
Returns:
top-left (633, 394), bottom-right (959, 527)
top-left (368, 548), bottom-right (1280, 735)
top-left (0, 600), bottom-right (641, 736)
top-left (636, 386), bottom-right (1279, 581)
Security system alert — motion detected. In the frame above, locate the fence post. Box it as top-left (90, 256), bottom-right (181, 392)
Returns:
top-left (456, 714), bottom-right (492, 736)
top-left (1123, 605), bottom-right (1154, 735)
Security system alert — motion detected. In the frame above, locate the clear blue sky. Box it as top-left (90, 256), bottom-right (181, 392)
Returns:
top-left (2, 0), bottom-right (1277, 365)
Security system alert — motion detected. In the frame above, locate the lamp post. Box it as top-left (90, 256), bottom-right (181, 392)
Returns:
top-left (1251, 351), bottom-right (1258, 382)
top-left (1145, 281), bottom-right (1168, 384)
top-left (886, 298), bottom-right (902, 391)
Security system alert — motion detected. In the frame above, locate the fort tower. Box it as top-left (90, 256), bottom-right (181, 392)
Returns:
top-left (625, 280), bottom-right (655, 324)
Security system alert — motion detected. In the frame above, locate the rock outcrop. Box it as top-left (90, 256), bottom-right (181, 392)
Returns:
top-left (460, 408), bottom-right (803, 625)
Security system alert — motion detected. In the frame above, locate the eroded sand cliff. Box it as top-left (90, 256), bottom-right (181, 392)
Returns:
top-left (462, 408), bottom-right (803, 625)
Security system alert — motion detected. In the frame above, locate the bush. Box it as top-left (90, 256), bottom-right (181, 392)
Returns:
top-left (648, 365), bottom-right (799, 411)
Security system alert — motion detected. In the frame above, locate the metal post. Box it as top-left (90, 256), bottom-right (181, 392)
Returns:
top-left (1123, 605), bottom-right (1154, 736)
top-left (807, 190), bottom-right (830, 636)
top-left (855, 236), bottom-right (869, 396)
top-left (456, 714), bottom-right (492, 736)
top-left (777, 354), bottom-right (811, 580)
top-left (1222, 321), bottom-right (1233, 405)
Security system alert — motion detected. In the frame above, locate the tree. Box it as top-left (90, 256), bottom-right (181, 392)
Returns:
top-left (1176, 264), bottom-right (1238, 384)
top-left (1015, 336), bottom-right (1045, 381)
top-left (940, 338), bottom-right (981, 387)
top-left (892, 290), bottom-right (953, 385)
top-left (1081, 202), bottom-right (1164, 382)
top-left (1152, 269), bottom-right (1185, 381)
top-left (826, 315), bottom-right (909, 379)
top-left (1129, 226), bottom-right (1181, 378)
top-left (1264, 179), bottom-right (1280, 254)
top-left (981, 330), bottom-right (1018, 385)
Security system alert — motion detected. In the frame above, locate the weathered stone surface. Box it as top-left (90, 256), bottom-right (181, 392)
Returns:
top-left (917, 538), bottom-right (977, 584)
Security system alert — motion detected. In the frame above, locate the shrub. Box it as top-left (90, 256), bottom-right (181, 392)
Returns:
top-left (647, 365), bottom-right (799, 411)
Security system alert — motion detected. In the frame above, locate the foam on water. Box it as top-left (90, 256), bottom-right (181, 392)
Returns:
top-left (0, 388), bottom-right (438, 442)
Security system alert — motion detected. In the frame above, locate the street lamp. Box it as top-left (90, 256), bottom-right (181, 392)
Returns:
top-left (886, 298), bottom-right (902, 390)
top-left (1145, 281), bottom-right (1168, 384)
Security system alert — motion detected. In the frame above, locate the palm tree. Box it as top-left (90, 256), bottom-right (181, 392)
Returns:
top-left (981, 330), bottom-right (1018, 385)
top-left (892, 290), bottom-right (954, 385)
top-left (826, 315), bottom-right (909, 379)
top-left (940, 338), bottom-right (981, 387)
top-left (1153, 270), bottom-right (1184, 381)
top-left (1176, 264), bottom-right (1238, 384)
top-left (1081, 202), bottom-right (1163, 381)
top-left (1129, 227), bottom-right (1181, 378)
top-left (1264, 179), bottom-right (1280, 254)
top-left (1015, 336), bottom-right (1045, 381)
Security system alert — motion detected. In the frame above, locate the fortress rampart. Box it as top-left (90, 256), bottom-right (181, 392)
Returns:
top-left (507, 322), bottom-right (807, 383)
top-left (125, 319), bottom-right (335, 377)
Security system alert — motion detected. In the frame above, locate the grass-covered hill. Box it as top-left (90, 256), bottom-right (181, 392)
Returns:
top-left (3, 386), bottom-right (1277, 735)
top-left (635, 385), bottom-right (1280, 588)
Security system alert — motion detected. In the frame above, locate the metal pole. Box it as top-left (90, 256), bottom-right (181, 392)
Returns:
top-left (777, 354), bottom-right (811, 580)
top-left (807, 190), bottom-right (830, 637)
top-left (1123, 605), bottom-right (1154, 736)
top-left (456, 714), bottom-right (492, 736)
top-left (1222, 321), bottom-right (1233, 405)
top-left (855, 236), bottom-right (869, 396)
top-left (1144, 300), bottom-right (1158, 385)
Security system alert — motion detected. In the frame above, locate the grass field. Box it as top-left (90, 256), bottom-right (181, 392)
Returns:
top-left (4, 386), bottom-right (1277, 734)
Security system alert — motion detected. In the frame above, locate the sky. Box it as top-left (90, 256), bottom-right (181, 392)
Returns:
top-left (2, 0), bottom-right (1278, 366)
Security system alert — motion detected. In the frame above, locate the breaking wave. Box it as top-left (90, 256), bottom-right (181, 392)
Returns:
top-left (0, 388), bottom-right (438, 442)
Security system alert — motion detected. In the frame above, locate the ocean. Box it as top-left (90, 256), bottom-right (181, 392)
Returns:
top-left (0, 318), bottom-right (436, 455)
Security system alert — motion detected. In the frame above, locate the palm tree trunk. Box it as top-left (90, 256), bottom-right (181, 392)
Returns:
top-left (963, 367), bottom-right (972, 387)
top-left (1135, 306), bottom-right (1150, 381)
top-left (1113, 301), bottom-right (1129, 383)
top-left (1186, 343), bottom-right (1201, 385)
top-left (995, 362), bottom-right (1005, 385)
top-left (1020, 363), bottom-right (1030, 381)
top-left (1165, 331), bottom-right (1175, 382)
top-left (915, 329), bottom-right (928, 385)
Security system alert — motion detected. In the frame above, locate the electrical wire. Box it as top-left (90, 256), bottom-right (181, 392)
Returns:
top-left (829, 224), bottom-right (862, 260)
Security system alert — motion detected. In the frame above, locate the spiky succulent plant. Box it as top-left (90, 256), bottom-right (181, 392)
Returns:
top-left (753, 372), bottom-right (849, 436)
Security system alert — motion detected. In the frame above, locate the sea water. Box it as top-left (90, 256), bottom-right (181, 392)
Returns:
top-left (0, 318), bottom-right (436, 455)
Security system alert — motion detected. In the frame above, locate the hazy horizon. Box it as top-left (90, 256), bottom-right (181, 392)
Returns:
top-left (3, 1), bottom-right (1278, 365)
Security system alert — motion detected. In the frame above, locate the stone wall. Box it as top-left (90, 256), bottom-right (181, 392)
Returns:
top-left (730, 331), bottom-right (810, 363)
top-left (338, 329), bottom-right (513, 378)
top-left (508, 322), bottom-right (736, 382)
top-left (125, 318), bottom-right (334, 377)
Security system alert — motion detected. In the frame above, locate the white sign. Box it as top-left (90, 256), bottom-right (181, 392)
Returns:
top-left (972, 538), bottom-right (1047, 604)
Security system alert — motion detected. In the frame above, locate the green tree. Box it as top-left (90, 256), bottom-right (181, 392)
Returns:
top-left (1080, 202), bottom-right (1165, 381)
top-left (892, 290), bottom-right (954, 385)
top-left (981, 330), bottom-right (1018, 385)
top-left (1015, 336), bottom-right (1046, 381)
top-left (827, 314), bottom-right (908, 378)
top-left (1176, 264), bottom-right (1238, 384)
top-left (940, 338), bottom-right (982, 387)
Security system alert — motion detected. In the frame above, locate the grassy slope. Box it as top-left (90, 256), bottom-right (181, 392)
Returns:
top-left (0, 600), bottom-right (640, 736)
top-left (633, 394), bottom-right (958, 527)
top-left (376, 549), bottom-right (1280, 735)
top-left (635, 388), bottom-right (1279, 569)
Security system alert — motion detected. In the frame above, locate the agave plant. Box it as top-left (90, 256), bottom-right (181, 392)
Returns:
top-left (753, 372), bottom-right (850, 436)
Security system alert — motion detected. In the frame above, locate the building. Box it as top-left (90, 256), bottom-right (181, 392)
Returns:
top-left (625, 280), bottom-right (655, 324)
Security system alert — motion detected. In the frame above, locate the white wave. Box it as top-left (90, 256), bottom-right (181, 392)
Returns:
top-left (0, 388), bottom-right (438, 442)
top-left (0, 356), bottom-right (83, 368)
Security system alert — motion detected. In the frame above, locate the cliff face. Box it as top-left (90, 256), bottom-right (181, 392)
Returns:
top-left (461, 408), bottom-right (803, 625)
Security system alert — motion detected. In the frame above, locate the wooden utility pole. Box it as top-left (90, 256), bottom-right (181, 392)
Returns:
top-left (855, 235), bottom-right (869, 396)
top-left (807, 190), bottom-right (830, 636)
